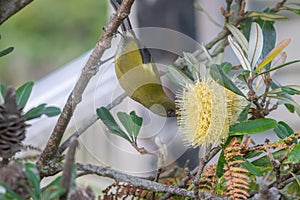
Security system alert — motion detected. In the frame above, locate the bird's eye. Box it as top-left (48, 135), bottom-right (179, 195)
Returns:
top-left (167, 110), bottom-right (176, 117)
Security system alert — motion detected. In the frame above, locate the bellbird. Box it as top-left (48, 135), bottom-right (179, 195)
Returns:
top-left (111, 0), bottom-right (176, 117)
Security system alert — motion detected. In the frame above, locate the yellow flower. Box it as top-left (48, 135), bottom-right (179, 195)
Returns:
top-left (176, 77), bottom-right (243, 147)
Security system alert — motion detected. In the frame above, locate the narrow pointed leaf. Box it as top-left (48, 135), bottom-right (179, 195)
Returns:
top-left (0, 83), bottom-right (5, 98)
top-left (219, 62), bottom-right (232, 74)
top-left (268, 95), bottom-right (300, 116)
top-left (167, 65), bottom-right (193, 87)
top-left (248, 23), bottom-right (263, 69)
top-left (228, 35), bottom-right (251, 71)
top-left (252, 149), bottom-right (286, 167)
top-left (271, 52), bottom-right (287, 67)
top-left (241, 158), bottom-right (263, 176)
top-left (247, 11), bottom-right (288, 21)
top-left (0, 183), bottom-right (24, 200)
top-left (24, 163), bottom-right (41, 198)
top-left (256, 38), bottom-right (291, 72)
top-left (283, 7), bottom-right (300, 15)
top-left (0, 83), bottom-right (5, 104)
top-left (210, 64), bottom-right (246, 97)
top-left (237, 103), bottom-right (251, 122)
top-left (269, 85), bottom-right (300, 95)
top-left (16, 81), bottom-right (34, 108)
top-left (25, 104), bottom-right (47, 120)
top-left (0, 47), bottom-right (14, 57)
top-left (226, 23), bottom-right (249, 53)
top-left (256, 60), bottom-right (300, 76)
top-left (259, 19), bottom-right (276, 70)
top-left (96, 107), bottom-right (131, 142)
top-left (274, 121), bottom-right (294, 139)
top-left (42, 106), bottom-right (61, 117)
top-left (117, 111), bottom-right (142, 139)
top-left (229, 118), bottom-right (277, 135)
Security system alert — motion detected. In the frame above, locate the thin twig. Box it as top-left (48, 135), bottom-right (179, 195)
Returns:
top-left (265, 145), bottom-right (281, 185)
top-left (37, 0), bottom-right (136, 175)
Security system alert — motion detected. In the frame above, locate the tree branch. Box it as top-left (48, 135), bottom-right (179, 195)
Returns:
top-left (76, 163), bottom-right (227, 199)
top-left (37, 0), bottom-right (136, 174)
top-left (60, 139), bottom-right (78, 200)
top-left (0, 0), bottom-right (33, 25)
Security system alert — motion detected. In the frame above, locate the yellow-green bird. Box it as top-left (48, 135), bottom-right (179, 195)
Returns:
top-left (111, 0), bottom-right (176, 117)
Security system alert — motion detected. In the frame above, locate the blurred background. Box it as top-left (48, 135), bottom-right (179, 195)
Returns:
top-left (0, 0), bottom-right (107, 85)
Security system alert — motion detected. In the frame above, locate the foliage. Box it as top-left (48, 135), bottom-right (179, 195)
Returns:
top-left (0, 82), bottom-right (61, 121)
top-left (0, 163), bottom-right (65, 200)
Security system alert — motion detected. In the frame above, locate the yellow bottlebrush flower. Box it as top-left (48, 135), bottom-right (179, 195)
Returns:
top-left (176, 77), bottom-right (243, 147)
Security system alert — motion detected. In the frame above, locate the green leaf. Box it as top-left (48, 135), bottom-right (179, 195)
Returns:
top-left (183, 52), bottom-right (202, 80)
top-left (130, 111), bottom-right (143, 135)
top-left (42, 106), bottom-right (61, 117)
top-left (219, 62), bottom-right (232, 74)
top-left (24, 163), bottom-right (40, 200)
top-left (16, 81), bottom-right (34, 108)
top-left (216, 149), bottom-right (225, 178)
top-left (25, 104), bottom-right (61, 120)
top-left (281, 86), bottom-right (300, 95)
top-left (117, 111), bottom-right (143, 140)
top-left (252, 149), bottom-right (286, 167)
top-left (247, 11), bottom-right (288, 21)
top-left (0, 83), bottom-right (5, 104)
top-left (244, 150), bottom-right (264, 159)
top-left (42, 186), bottom-right (65, 200)
top-left (237, 103), bottom-right (251, 122)
top-left (257, 19), bottom-right (276, 70)
top-left (24, 104), bottom-right (46, 120)
top-left (0, 183), bottom-right (24, 200)
top-left (167, 65), bottom-right (193, 87)
top-left (258, 60), bottom-right (300, 76)
top-left (229, 118), bottom-right (277, 136)
top-left (96, 107), bottom-right (131, 142)
top-left (210, 64), bottom-right (246, 98)
top-left (226, 23), bottom-right (249, 53)
top-left (288, 143), bottom-right (300, 163)
top-left (216, 136), bottom-right (243, 178)
top-left (271, 81), bottom-right (297, 114)
top-left (268, 95), bottom-right (300, 116)
top-left (283, 7), bottom-right (300, 15)
top-left (0, 83), bottom-right (5, 98)
top-left (290, 172), bottom-right (300, 188)
top-left (25, 163), bottom-right (40, 194)
top-left (274, 121), bottom-right (294, 139)
top-left (241, 158), bottom-right (263, 176)
top-left (0, 47), bottom-right (14, 57)
top-left (269, 85), bottom-right (300, 95)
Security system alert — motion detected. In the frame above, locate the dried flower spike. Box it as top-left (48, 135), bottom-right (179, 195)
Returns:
top-left (0, 86), bottom-right (27, 159)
